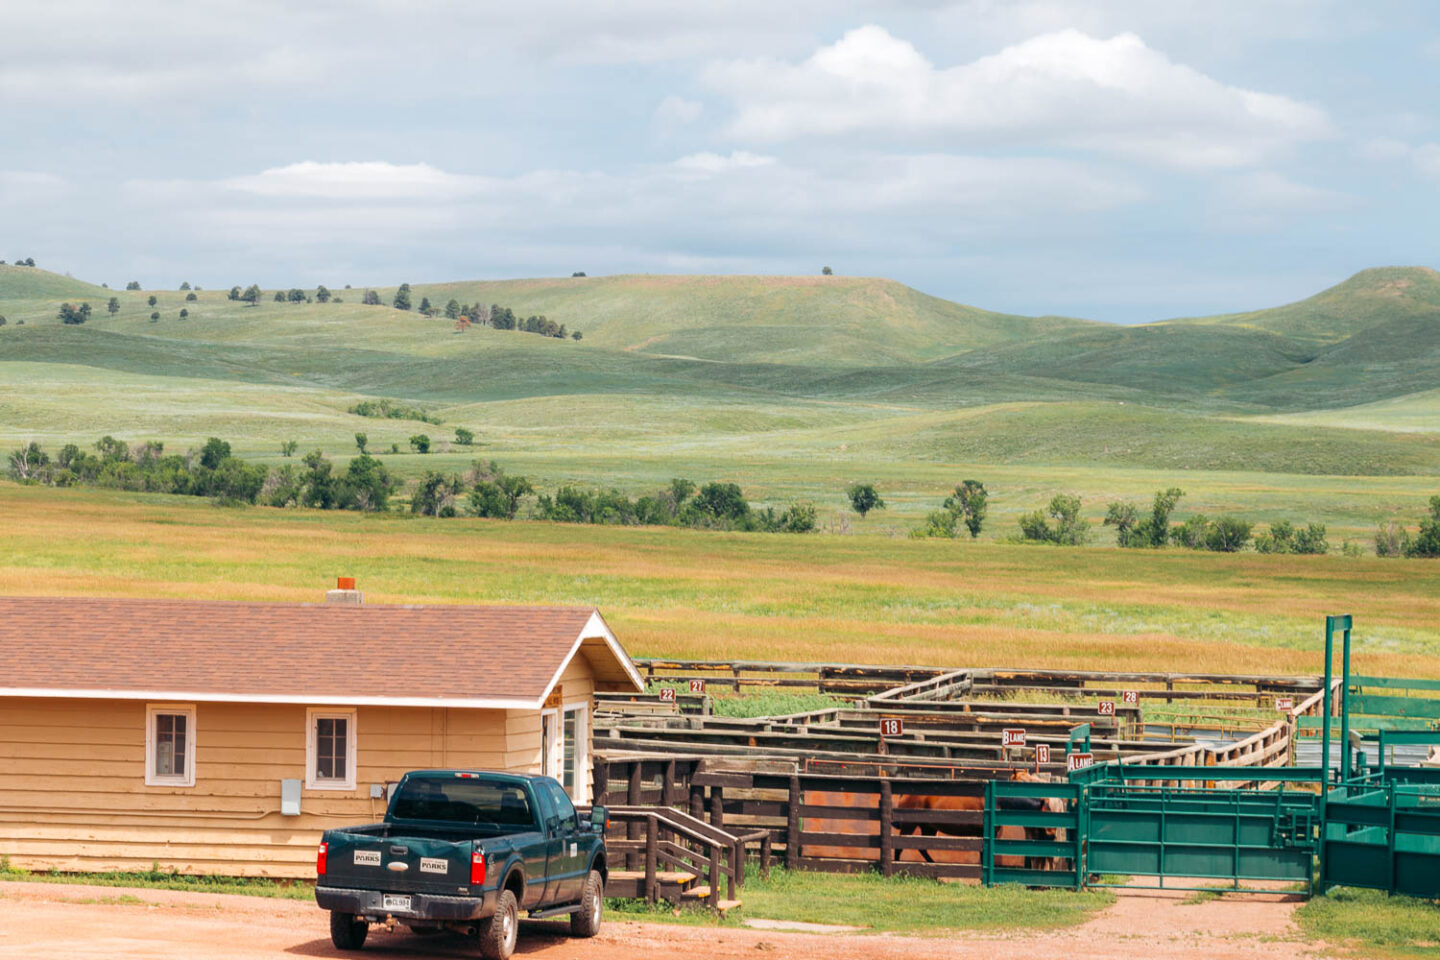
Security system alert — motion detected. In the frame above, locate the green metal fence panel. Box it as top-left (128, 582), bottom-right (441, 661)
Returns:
top-left (983, 780), bottom-right (1083, 889)
top-left (1321, 778), bottom-right (1440, 899)
top-left (1350, 675), bottom-right (1440, 692)
top-left (1348, 694), bottom-right (1440, 720)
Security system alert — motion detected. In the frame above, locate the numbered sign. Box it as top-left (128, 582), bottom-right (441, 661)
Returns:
top-left (1035, 743), bottom-right (1051, 764)
top-left (879, 718), bottom-right (904, 738)
top-left (688, 679), bottom-right (706, 694)
top-left (1001, 728), bottom-right (1027, 748)
top-left (658, 688), bottom-right (676, 703)
top-left (1066, 752), bottom-right (1095, 772)
top-left (1122, 690), bottom-right (1139, 704)
top-left (1275, 696), bottom-right (1295, 711)
top-left (1097, 700), bottom-right (1116, 717)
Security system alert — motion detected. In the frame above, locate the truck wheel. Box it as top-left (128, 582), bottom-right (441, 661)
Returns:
top-left (570, 870), bottom-right (604, 937)
top-left (329, 912), bottom-right (369, 951)
top-left (478, 889), bottom-right (518, 960)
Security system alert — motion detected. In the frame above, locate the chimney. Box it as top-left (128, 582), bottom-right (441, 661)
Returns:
top-left (326, 577), bottom-right (363, 606)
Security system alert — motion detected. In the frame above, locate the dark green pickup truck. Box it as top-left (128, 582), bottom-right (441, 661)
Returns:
top-left (316, 769), bottom-right (609, 959)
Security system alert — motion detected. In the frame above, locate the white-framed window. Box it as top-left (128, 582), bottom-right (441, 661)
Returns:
top-left (561, 702), bottom-right (589, 804)
top-left (306, 707), bottom-right (357, 790)
top-left (145, 704), bottom-right (196, 787)
top-left (541, 708), bottom-right (560, 781)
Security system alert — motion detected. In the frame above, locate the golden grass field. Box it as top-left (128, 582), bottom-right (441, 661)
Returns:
top-left (4, 482), bottom-right (1437, 679)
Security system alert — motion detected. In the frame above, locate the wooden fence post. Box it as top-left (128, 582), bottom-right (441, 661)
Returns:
top-left (662, 759), bottom-right (676, 809)
top-left (879, 779), bottom-right (894, 877)
top-left (644, 814), bottom-right (658, 902)
top-left (710, 785), bottom-right (725, 829)
top-left (594, 761), bottom-right (609, 806)
top-left (627, 762), bottom-right (643, 870)
top-left (786, 775), bottom-right (801, 870)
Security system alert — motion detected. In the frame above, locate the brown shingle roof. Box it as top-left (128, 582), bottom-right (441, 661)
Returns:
top-left (0, 596), bottom-right (642, 708)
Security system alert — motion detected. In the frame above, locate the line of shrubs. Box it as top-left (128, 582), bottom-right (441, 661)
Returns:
top-left (1374, 497), bottom-right (1440, 558)
top-left (5, 438), bottom-right (813, 533)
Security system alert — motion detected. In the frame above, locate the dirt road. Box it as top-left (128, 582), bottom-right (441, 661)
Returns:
top-left (0, 881), bottom-right (1324, 960)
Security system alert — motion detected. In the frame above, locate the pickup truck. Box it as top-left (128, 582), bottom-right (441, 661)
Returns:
top-left (316, 769), bottom-right (609, 959)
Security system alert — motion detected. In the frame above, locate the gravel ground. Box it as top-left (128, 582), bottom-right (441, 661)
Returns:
top-left (0, 880), bottom-right (1325, 960)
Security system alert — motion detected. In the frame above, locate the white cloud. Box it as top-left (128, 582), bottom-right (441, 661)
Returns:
top-left (707, 25), bottom-right (1332, 169)
top-left (0, 171), bottom-right (69, 206)
top-left (1357, 138), bottom-right (1440, 178)
top-left (1206, 171), bottom-right (1348, 231)
top-left (654, 95), bottom-right (704, 126)
top-left (222, 162), bottom-right (488, 201)
top-left (670, 151), bottom-right (776, 175)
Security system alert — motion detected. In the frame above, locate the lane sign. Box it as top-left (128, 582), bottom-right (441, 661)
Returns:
top-left (1097, 700), bottom-right (1116, 717)
top-left (1275, 696), bottom-right (1295, 711)
top-left (1066, 752), bottom-right (1095, 772)
top-left (879, 718), bottom-right (903, 738)
top-left (1035, 743), bottom-right (1051, 764)
top-left (1001, 728), bottom-right (1027, 747)
top-left (658, 688), bottom-right (676, 703)
top-left (1122, 690), bottom-right (1139, 704)
top-left (688, 679), bottom-right (706, 694)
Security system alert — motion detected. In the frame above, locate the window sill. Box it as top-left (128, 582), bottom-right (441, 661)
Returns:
top-left (306, 780), bottom-right (357, 792)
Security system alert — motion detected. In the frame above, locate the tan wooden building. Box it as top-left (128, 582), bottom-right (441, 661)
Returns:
top-left (0, 587), bottom-right (643, 878)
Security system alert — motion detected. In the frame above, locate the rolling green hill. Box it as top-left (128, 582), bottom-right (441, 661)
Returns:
top-left (1174, 266), bottom-right (1440, 343)
top-left (2, 264), bottom-right (1440, 538)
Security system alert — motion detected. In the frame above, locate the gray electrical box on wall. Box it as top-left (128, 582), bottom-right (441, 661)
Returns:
top-left (281, 779), bottom-right (302, 816)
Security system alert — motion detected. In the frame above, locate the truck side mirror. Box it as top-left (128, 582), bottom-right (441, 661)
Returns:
top-left (590, 805), bottom-right (608, 833)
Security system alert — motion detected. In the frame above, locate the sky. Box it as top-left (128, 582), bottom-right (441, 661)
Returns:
top-left (2, 0), bottom-right (1438, 323)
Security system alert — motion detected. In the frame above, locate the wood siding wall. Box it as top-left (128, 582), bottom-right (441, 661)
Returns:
top-left (0, 663), bottom-right (599, 878)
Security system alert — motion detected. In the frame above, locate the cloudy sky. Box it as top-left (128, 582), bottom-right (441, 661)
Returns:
top-left (3, 0), bottom-right (1437, 322)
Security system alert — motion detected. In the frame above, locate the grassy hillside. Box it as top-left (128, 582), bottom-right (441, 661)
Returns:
top-left (3, 264), bottom-right (1440, 546)
top-left (0, 264), bottom-right (110, 302)
top-left (1176, 266), bottom-right (1440, 343)
top-left (390, 274), bottom-right (1099, 365)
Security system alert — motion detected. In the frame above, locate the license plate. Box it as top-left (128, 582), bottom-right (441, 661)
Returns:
top-left (381, 894), bottom-right (412, 912)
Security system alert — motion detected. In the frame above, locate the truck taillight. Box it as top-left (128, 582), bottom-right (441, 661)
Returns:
top-left (317, 842), bottom-right (328, 877)
top-left (470, 849), bottom-right (486, 886)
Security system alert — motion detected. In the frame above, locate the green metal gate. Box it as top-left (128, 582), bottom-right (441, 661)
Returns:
top-left (1083, 777), bottom-right (1319, 894)
top-left (982, 779), bottom-right (1083, 888)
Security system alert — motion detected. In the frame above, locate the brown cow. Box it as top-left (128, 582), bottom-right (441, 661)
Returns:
top-left (895, 771), bottom-right (1067, 872)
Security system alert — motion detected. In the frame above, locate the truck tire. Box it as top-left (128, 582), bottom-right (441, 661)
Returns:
top-left (570, 870), bottom-right (604, 938)
top-left (329, 912), bottom-right (369, 951)
top-left (478, 888), bottom-right (518, 960)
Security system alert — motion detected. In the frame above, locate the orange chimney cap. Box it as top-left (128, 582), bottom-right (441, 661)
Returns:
top-left (336, 577), bottom-right (356, 590)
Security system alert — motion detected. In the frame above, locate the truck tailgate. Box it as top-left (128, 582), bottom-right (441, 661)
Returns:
top-left (324, 827), bottom-right (475, 896)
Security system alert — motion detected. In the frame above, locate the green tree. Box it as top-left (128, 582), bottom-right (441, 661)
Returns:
top-left (419, 296), bottom-right (434, 315)
top-left (147, 295), bottom-right (157, 307)
top-left (1407, 496), bottom-right (1440, 558)
top-left (228, 286), bottom-right (242, 301)
top-left (185, 291), bottom-right (197, 302)
top-left (1206, 517), bottom-right (1253, 552)
top-left (179, 282), bottom-right (191, 290)
top-left (125, 281), bottom-right (141, 291)
top-left (149, 311), bottom-right (160, 321)
top-left (107, 297), bottom-right (120, 316)
top-left (571, 330), bottom-right (583, 341)
top-left (315, 285), bottom-right (331, 303)
top-left (280, 439), bottom-right (298, 458)
top-left (409, 434), bottom-right (430, 454)
top-left (393, 283), bottom-right (412, 311)
top-left (354, 432), bottom-right (367, 454)
top-left (58, 302), bottom-right (89, 324)
top-left (362, 289), bottom-right (381, 306)
top-left (822, 266), bottom-right (833, 275)
top-left (0, 316), bottom-right (7, 326)
top-left (444, 298), bottom-right (461, 319)
top-left (241, 284), bottom-right (262, 306)
top-left (572, 271), bottom-right (586, 277)
top-left (198, 437), bottom-right (232, 470)
top-left (299, 450), bottom-right (338, 508)
top-left (948, 480), bottom-right (988, 538)
top-left (273, 290), bottom-right (286, 302)
top-left (1018, 494), bottom-right (1089, 545)
top-left (340, 453), bottom-right (398, 511)
top-left (411, 471), bottom-right (461, 517)
top-left (454, 427), bottom-right (474, 446)
top-left (285, 288), bottom-right (305, 303)
top-left (179, 308), bottom-right (188, 319)
top-left (847, 483), bottom-right (884, 518)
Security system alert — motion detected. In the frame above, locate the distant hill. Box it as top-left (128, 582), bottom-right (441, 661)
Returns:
top-left (1175, 266), bottom-right (1440, 343)
top-left (397, 274), bottom-right (1098, 366)
top-left (0, 264), bottom-right (110, 302)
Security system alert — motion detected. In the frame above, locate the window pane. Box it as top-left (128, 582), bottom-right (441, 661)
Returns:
top-left (562, 712), bottom-right (576, 790)
top-left (316, 717), bottom-right (347, 781)
top-left (154, 713), bottom-right (186, 777)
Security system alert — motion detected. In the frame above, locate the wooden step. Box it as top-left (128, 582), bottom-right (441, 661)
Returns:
top-left (679, 887), bottom-right (742, 913)
top-left (609, 870), bottom-right (697, 884)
